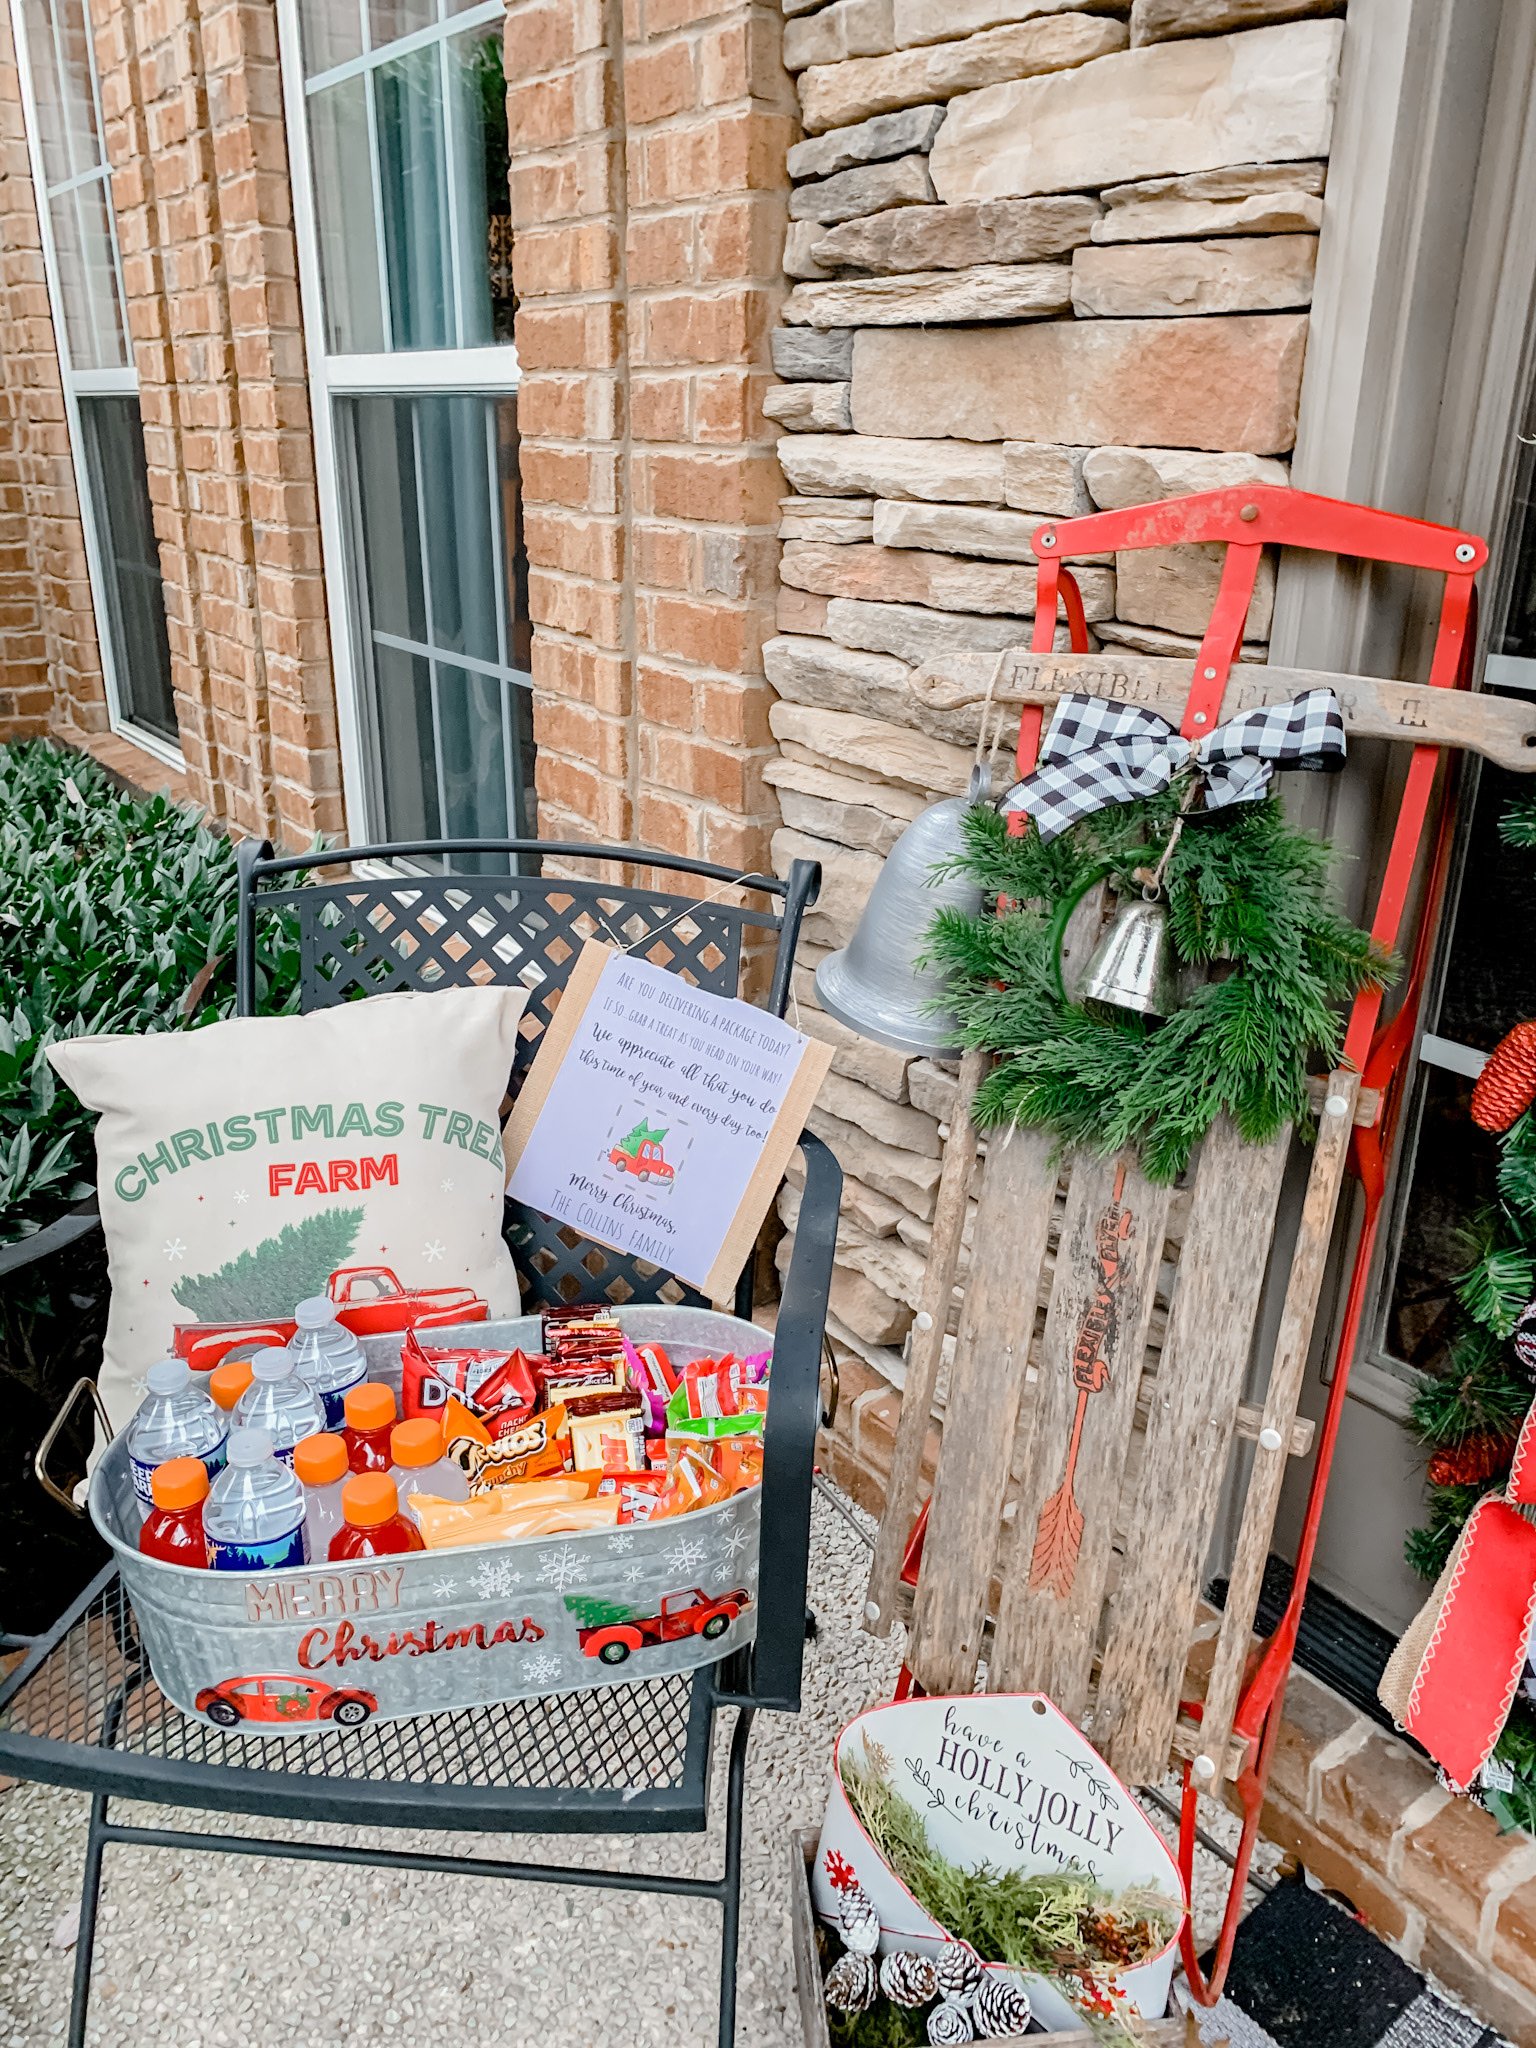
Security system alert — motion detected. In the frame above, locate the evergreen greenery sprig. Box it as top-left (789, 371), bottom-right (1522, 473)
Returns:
top-left (838, 1749), bottom-right (1178, 2041)
top-left (928, 791), bottom-right (1393, 1183)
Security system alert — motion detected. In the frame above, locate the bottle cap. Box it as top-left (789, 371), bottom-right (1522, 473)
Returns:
top-left (150, 1456), bottom-right (209, 1511)
top-left (145, 1359), bottom-right (192, 1397)
top-left (228, 1426), bottom-right (275, 1467)
top-left (250, 1347), bottom-right (297, 1383)
top-left (293, 1296), bottom-right (339, 1330)
top-left (342, 1471), bottom-right (401, 1528)
top-left (390, 1418), bottom-right (444, 1469)
top-left (208, 1359), bottom-right (254, 1411)
top-left (344, 1382), bottom-right (396, 1432)
top-left (293, 1432), bottom-right (348, 1486)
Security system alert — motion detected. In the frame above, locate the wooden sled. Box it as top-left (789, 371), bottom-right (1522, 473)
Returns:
top-left (860, 487), bottom-right (1531, 2003)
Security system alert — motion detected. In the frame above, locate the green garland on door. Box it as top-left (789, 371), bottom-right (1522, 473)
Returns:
top-left (927, 791), bottom-right (1395, 1183)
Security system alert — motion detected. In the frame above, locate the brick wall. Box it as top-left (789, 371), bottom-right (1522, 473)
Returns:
top-left (0, 5), bottom-right (108, 743)
top-left (91, 0), bottom-right (340, 841)
top-left (504, 0), bottom-right (794, 875)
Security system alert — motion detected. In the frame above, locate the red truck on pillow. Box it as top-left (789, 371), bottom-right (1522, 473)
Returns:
top-left (172, 1265), bottom-right (488, 1375)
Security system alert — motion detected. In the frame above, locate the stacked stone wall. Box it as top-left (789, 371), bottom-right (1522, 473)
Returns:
top-left (766, 0), bottom-right (1344, 1502)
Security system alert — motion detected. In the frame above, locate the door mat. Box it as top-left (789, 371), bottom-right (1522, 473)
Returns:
top-left (1189, 1878), bottom-right (1505, 2048)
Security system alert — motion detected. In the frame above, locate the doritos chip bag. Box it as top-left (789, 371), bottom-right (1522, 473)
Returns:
top-left (402, 1326), bottom-right (539, 1439)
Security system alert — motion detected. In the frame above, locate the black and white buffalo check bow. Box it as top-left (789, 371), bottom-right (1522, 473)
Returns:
top-left (1000, 688), bottom-right (1346, 841)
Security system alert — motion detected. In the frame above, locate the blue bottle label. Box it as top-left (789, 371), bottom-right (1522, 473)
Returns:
top-left (132, 1439), bottom-right (227, 1507)
top-left (207, 1525), bottom-right (307, 1572)
top-left (318, 1369), bottom-right (365, 1432)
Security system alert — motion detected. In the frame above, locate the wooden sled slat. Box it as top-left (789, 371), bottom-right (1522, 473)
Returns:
top-left (864, 1045), bottom-right (985, 1637)
top-left (909, 650), bottom-right (1536, 772)
top-left (1093, 1119), bottom-right (1290, 1782)
top-left (1197, 1069), bottom-right (1361, 1772)
top-left (989, 1149), bottom-right (1171, 1719)
top-left (907, 1123), bottom-right (1056, 1697)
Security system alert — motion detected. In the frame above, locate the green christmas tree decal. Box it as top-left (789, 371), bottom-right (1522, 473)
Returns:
top-left (174, 1205), bottom-right (364, 1321)
top-left (616, 1117), bottom-right (667, 1159)
top-left (565, 1592), bottom-right (637, 1629)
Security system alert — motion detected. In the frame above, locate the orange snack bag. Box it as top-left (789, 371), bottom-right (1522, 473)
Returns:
top-left (656, 1445), bottom-right (731, 1520)
top-left (442, 1393), bottom-right (571, 1494)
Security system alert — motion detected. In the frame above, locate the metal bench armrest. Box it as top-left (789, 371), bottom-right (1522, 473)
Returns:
top-left (744, 1129), bottom-right (842, 1712)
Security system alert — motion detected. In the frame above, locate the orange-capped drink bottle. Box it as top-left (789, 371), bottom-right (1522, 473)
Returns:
top-left (328, 1473), bottom-right (426, 1560)
top-left (342, 1382), bottom-right (397, 1473)
top-left (138, 1456), bottom-right (209, 1567)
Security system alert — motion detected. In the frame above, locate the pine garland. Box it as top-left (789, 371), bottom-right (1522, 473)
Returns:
top-left (929, 792), bottom-right (1393, 1183)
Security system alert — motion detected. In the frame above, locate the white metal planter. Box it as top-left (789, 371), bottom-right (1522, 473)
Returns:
top-left (812, 1693), bottom-right (1187, 2033)
top-left (92, 1307), bottom-right (766, 1736)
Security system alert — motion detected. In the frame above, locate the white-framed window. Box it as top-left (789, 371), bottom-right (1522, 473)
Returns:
top-left (278, 0), bottom-right (534, 870)
top-left (1371, 442), bottom-right (1536, 1395)
top-left (9, 0), bottom-right (179, 760)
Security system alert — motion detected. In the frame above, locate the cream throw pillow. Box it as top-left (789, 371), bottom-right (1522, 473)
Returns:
top-left (50, 986), bottom-right (527, 1428)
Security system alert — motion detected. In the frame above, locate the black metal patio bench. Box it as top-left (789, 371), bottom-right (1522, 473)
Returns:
top-left (0, 836), bottom-right (842, 2048)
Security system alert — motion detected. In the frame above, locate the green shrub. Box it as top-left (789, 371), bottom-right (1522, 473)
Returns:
top-left (0, 740), bottom-right (302, 1247)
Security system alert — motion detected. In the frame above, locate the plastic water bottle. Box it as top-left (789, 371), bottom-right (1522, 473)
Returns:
top-left (293, 1432), bottom-right (349, 1560)
top-left (204, 1427), bottom-right (308, 1570)
top-left (126, 1359), bottom-right (229, 1513)
top-left (389, 1417), bottom-right (470, 1514)
top-left (234, 1348), bottom-right (326, 1466)
top-left (287, 1297), bottom-right (367, 1429)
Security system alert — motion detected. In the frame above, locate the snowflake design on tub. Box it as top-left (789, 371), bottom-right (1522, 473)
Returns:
top-left (430, 1576), bottom-right (458, 1601)
top-left (607, 1530), bottom-right (635, 1554)
top-left (718, 1521), bottom-right (753, 1562)
top-left (664, 1535), bottom-right (707, 1575)
top-left (471, 1557), bottom-right (523, 1600)
top-left (538, 1545), bottom-right (588, 1591)
top-left (523, 1652), bottom-right (561, 1687)
top-left (622, 1564), bottom-right (645, 1585)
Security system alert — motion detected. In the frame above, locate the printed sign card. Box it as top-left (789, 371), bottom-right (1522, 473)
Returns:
top-left (502, 940), bottom-right (832, 1301)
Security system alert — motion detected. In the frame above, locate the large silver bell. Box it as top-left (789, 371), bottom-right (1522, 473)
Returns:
top-left (814, 771), bottom-right (987, 1057)
top-left (1080, 893), bottom-right (1179, 1020)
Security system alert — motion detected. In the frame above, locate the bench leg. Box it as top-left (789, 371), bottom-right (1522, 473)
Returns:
top-left (717, 1707), bottom-right (755, 2048)
top-left (67, 1793), bottom-right (109, 2048)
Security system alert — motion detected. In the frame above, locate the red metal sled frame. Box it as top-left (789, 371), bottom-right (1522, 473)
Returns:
top-left (893, 485), bottom-right (1488, 2003)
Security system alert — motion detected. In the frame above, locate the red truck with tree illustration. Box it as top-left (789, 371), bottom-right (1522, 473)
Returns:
top-left (173, 1265), bottom-right (488, 1374)
top-left (567, 1586), bottom-right (750, 1665)
top-left (606, 1117), bottom-right (675, 1184)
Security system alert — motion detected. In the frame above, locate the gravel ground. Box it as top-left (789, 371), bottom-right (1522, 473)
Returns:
top-left (0, 1484), bottom-right (1272, 2047)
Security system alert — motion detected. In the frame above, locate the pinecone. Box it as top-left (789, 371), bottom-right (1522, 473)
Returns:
top-left (824, 1950), bottom-right (877, 2015)
top-left (933, 1945), bottom-right (983, 2005)
top-left (839, 1882), bottom-right (882, 1956)
top-left (1471, 1022), bottom-right (1536, 1132)
top-left (880, 1951), bottom-right (940, 2008)
top-left (1427, 1430), bottom-right (1517, 1488)
top-left (1515, 1299), bottom-right (1536, 1378)
top-left (973, 1973), bottom-right (1032, 2039)
top-left (927, 2000), bottom-right (976, 2047)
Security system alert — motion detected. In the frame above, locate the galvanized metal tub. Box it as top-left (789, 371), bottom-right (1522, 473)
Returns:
top-left (90, 1307), bottom-right (767, 1737)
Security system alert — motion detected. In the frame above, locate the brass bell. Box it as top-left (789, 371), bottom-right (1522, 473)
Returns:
top-left (1080, 891), bottom-right (1179, 1020)
top-left (814, 769), bottom-right (988, 1058)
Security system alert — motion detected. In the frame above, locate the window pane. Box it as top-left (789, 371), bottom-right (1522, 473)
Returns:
top-left (53, 177), bottom-right (125, 372)
top-left (374, 641), bottom-right (440, 841)
top-left (77, 396), bottom-right (176, 742)
top-left (370, 0), bottom-right (435, 48)
top-left (1381, 1064), bottom-right (1494, 1376)
top-left (21, 0), bottom-right (98, 184)
top-left (374, 45), bottom-right (453, 351)
top-left (350, 395), bottom-right (427, 643)
top-left (417, 394), bottom-right (498, 663)
top-left (341, 392), bottom-right (533, 850)
top-left (307, 77), bottom-right (386, 354)
top-left (446, 26), bottom-right (513, 347)
top-left (298, 0), bottom-right (363, 76)
top-left (438, 662), bottom-right (509, 840)
top-left (1435, 762), bottom-right (1536, 1052)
